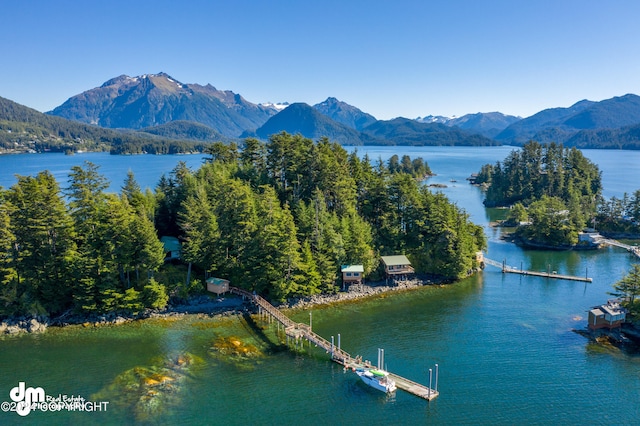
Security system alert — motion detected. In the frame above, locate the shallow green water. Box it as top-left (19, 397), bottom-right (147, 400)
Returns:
top-left (1, 147), bottom-right (639, 425)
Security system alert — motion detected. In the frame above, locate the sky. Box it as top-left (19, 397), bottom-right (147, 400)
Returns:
top-left (2, 0), bottom-right (640, 120)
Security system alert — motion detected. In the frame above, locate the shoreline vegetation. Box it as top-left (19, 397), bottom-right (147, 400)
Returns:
top-left (5, 273), bottom-right (640, 356)
top-left (473, 141), bottom-right (640, 249)
top-left (0, 132), bottom-right (486, 325)
top-left (0, 276), bottom-right (443, 336)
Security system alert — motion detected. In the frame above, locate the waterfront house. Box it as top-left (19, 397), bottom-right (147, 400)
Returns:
top-left (381, 255), bottom-right (414, 282)
top-left (160, 236), bottom-right (181, 261)
top-left (588, 300), bottom-right (627, 330)
top-left (206, 277), bottom-right (230, 296)
top-left (341, 265), bottom-right (364, 285)
top-left (578, 231), bottom-right (603, 247)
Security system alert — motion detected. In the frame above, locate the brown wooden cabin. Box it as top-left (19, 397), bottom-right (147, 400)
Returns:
top-left (381, 255), bottom-right (414, 282)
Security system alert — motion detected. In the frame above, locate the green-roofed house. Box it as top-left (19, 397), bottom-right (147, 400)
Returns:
top-left (381, 255), bottom-right (415, 283)
top-left (341, 264), bottom-right (364, 286)
top-left (160, 236), bottom-right (181, 261)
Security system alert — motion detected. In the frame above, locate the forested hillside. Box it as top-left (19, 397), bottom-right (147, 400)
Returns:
top-left (0, 132), bottom-right (485, 318)
top-left (0, 96), bottom-right (210, 154)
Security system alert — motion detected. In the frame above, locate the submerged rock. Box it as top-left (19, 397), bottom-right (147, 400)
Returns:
top-left (210, 335), bottom-right (262, 357)
top-left (208, 335), bottom-right (264, 369)
top-left (92, 351), bottom-right (204, 422)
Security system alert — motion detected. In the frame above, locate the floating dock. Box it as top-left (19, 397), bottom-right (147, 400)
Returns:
top-left (483, 258), bottom-right (592, 282)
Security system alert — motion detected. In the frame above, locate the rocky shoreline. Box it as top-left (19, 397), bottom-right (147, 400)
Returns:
top-left (279, 276), bottom-right (444, 309)
top-left (0, 295), bottom-right (250, 336)
top-left (0, 276), bottom-right (444, 336)
top-left (574, 323), bottom-right (640, 354)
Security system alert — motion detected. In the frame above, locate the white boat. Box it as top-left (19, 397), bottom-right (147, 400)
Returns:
top-left (356, 368), bottom-right (397, 393)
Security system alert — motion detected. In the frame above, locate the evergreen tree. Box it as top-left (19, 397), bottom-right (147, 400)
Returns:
top-left (66, 161), bottom-right (109, 245)
top-left (179, 184), bottom-right (221, 277)
top-left (8, 172), bottom-right (77, 315)
top-left (610, 264), bottom-right (640, 316)
top-left (251, 186), bottom-right (303, 300)
top-left (518, 195), bottom-right (577, 246)
top-left (128, 207), bottom-right (165, 286)
top-left (121, 170), bottom-right (155, 220)
top-left (155, 162), bottom-right (195, 237)
top-left (0, 191), bottom-right (19, 316)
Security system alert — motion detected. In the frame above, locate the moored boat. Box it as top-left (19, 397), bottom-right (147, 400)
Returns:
top-left (356, 368), bottom-right (397, 393)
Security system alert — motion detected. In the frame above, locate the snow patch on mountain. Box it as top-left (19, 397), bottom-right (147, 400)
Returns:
top-left (261, 102), bottom-right (290, 111)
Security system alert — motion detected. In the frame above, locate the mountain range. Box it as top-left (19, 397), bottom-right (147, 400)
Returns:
top-left (48, 73), bottom-right (278, 137)
top-left (416, 112), bottom-right (521, 138)
top-left (2, 72), bottom-right (640, 152)
top-left (495, 94), bottom-right (640, 146)
top-left (47, 73), bottom-right (500, 147)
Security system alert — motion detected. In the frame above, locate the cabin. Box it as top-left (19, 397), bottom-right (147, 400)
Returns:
top-left (341, 265), bottom-right (364, 286)
top-left (381, 255), bottom-right (414, 282)
top-left (206, 277), bottom-right (230, 296)
top-left (588, 300), bottom-right (627, 330)
top-left (160, 236), bottom-right (181, 261)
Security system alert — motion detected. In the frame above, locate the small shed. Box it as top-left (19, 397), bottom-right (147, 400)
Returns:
top-left (381, 255), bottom-right (414, 283)
top-left (161, 236), bottom-right (181, 261)
top-left (588, 300), bottom-right (627, 330)
top-left (206, 277), bottom-right (230, 296)
top-left (341, 265), bottom-right (364, 285)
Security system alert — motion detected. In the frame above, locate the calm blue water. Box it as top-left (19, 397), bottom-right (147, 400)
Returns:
top-left (0, 146), bottom-right (639, 425)
top-left (0, 152), bottom-right (208, 193)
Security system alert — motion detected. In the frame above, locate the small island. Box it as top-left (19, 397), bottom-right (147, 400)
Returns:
top-left (474, 141), bottom-right (640, 249)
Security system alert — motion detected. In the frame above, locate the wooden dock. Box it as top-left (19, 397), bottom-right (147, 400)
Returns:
top-left (601, 239), bottom-right (640, 259)
top-left (230, 286), bottom-right (439, 401)
top-left (483, 258), bottom-right (592, 282)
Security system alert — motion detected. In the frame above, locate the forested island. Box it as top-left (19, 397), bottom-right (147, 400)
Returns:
top-left (474, 141), bottom-right (640, 247)
top-left (0, 132), bottom-right (485, 320)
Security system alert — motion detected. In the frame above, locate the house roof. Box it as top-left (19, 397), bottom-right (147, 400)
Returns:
top-left (206, 277), bottom-right (230, 286)
top-left (601, 303), bottom-right (624, 316)
top-left (341, 265), bottom-right (364, 273)
top-left (381, 255), bottom-right (411, 266)
top-left (160, 236), bottom-right (181, 252)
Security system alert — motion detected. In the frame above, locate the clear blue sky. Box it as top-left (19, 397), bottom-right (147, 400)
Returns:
top-left (2, 0), bottom-right (640, 120)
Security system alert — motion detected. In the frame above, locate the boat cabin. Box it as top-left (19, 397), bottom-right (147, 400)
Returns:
top-left (588, 300), bottom-right (627, 330)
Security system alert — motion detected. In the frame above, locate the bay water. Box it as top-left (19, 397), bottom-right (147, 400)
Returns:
top-left (0, 147), bottom-right (639, 425)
